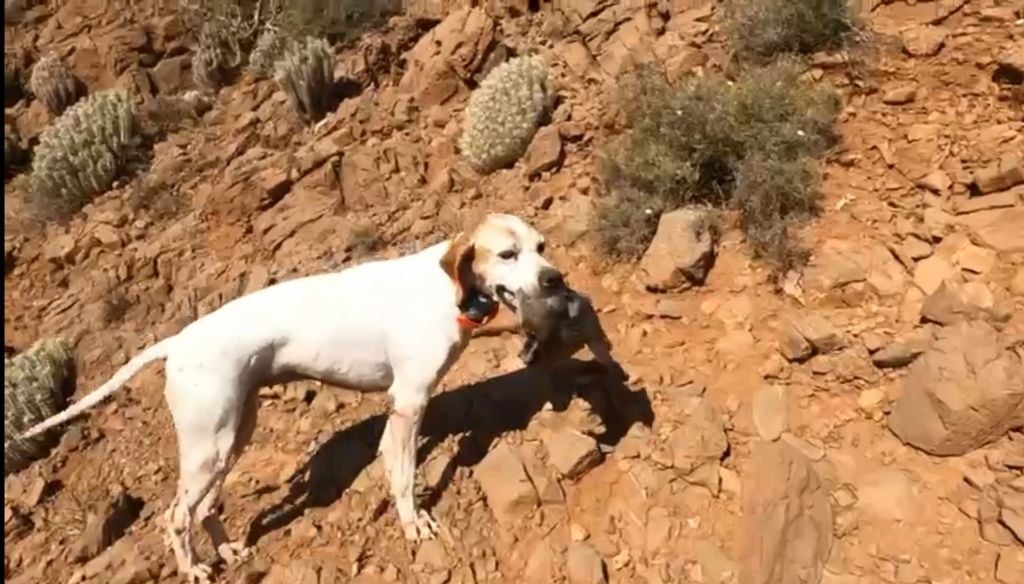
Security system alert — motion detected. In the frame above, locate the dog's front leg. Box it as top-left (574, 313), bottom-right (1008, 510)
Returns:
top-left (379, 388), bottom-right (437, 541)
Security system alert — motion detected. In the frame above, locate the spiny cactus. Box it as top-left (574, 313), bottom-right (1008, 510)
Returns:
top-left (248, 26), bottom-right (287, 79)
top-left (28, 90), bottom-right (140, 220)
top-left (29, 55), bottom-right (79, 114)
top-left (192, 21), bottom-right (244, 91)
top-left (458, 54), bottom-right (555, 174)
top-left (4, 337), bottom-right (74, 476)
top-left (274, 36), bottom-right (336, 122)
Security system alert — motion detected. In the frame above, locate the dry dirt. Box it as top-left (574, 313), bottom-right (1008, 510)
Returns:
top-left (4, 1), bottom-right (1024, 584)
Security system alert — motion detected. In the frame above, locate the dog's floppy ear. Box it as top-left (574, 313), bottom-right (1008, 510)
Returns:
top-left (440, 231), bottom-right (476, 305)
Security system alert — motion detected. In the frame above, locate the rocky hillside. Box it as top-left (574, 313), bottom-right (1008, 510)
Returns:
top-left (4, 1), bottom-right (1024, 584)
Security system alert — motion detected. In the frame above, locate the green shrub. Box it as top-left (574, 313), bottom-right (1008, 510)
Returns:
top-left (733, 152), bottom-right (818, 271)
top-left (726, 0), bottom-right (854, 63)
top-left (598, 59), bottom-right (840, 273)
top-left (602, 67), bottom-right (739, 209)
top-left (28, 90), bottom-right (141, 221)
top-left (458, 54), bottom-right (556, 174)
top-left (273, 36), bottom-right (336, 122)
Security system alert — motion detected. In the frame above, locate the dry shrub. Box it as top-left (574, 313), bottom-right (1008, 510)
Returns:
top-left (347, 220), bottom-right (381, 257)
top-left (127, 173), bottom-right (188, 222)
top-left (726, 0), bottom-right (856, 63)
top-left (597, 59), bottom-right (839, 273)
top-left (594, 186), bottom-right (666, 261)
top-left (138, 91), bottom-right (214, 136)
top-left (102, 291), bottom-right (132, 324)
top-left (733, 153), bottom-right (817, 271)
top-left (275, 0), bottom-right (401, 42)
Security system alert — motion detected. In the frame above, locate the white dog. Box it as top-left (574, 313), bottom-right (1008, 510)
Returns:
top-left (21, 213), bottom-right (564, 583)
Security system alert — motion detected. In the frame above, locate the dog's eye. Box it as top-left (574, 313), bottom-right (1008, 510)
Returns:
top-left (498, 250), bottom-right (517, 260)
top-left (536, 241), bottom-right (546, 254)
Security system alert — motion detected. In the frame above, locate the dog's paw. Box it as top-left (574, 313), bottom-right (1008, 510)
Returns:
top-left (402, 509), bottom-right (439, 542)
top-left (186, 563), bottom-right (214, 584)
top-left (217, 540), bottom-right (252, 567)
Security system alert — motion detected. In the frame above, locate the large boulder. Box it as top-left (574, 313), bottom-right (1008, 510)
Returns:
top-left (739, 441), bottom-right (833, 584)
top-left (640, 208), bottom-right (718, 291)
top-left (473, 441), bottom-right (540, 523)
top-left (887, 320), bottom-right (1024, 456)
top-left (399, 7), bottom-right (496, 107)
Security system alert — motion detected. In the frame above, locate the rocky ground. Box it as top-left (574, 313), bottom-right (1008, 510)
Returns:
top-left (4, 1), bottom-right (1024, 583)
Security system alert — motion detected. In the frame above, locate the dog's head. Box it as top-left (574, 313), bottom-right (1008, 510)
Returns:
top-left (440, 213), bottom-right (564, 311)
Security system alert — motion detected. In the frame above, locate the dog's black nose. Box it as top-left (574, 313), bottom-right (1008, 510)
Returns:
top-left (539, 268), bottom-right (565, 290)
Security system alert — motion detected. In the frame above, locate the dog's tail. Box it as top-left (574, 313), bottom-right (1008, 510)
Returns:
top-left (19, 337), bottom-right (175, 440)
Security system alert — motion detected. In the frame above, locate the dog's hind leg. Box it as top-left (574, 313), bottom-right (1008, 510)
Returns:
top-left (197, 389), bottom-right (259, 566)
top-left (164, 440), bottom-right (220, 584)
top-left (163, 372), bottom-right (250, 583)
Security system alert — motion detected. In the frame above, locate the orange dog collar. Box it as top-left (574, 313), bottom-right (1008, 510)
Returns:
top-left (457, 302), bottom-right (499, 331)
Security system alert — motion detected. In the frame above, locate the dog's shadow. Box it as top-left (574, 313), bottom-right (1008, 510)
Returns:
top-left (245, 359), bottom-right (654, 545)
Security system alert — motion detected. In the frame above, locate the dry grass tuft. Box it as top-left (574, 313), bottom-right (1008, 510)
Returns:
top-left (726, 0), bottom-right (856, 63)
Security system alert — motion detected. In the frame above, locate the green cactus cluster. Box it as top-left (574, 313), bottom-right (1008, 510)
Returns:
top-left (248, 26), bottom-right (288, 79)
top-left (28, 55), bottom-right (79, 114)
top-left (273, 36), bottom-right (336, 122)
top-left (4, 337), bottom-right (74, 476)
top-left (458, 54), bottom-right (555, 174)
top-left (28, 90), bottom-right (140, 220)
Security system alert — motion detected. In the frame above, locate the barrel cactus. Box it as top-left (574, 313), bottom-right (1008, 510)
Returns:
top-left (274, 36), bottom-right (336, 122)
top-left (28, 90), bottom-right (140, 220)
top-left (248, 26), bottom-right (287, 79)
top-left (458, 54), bottom-right (555, 174)
top-left (4, 338), bottom-right (74, 476)
top-left (29, 55), bottom-right (79, 114)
